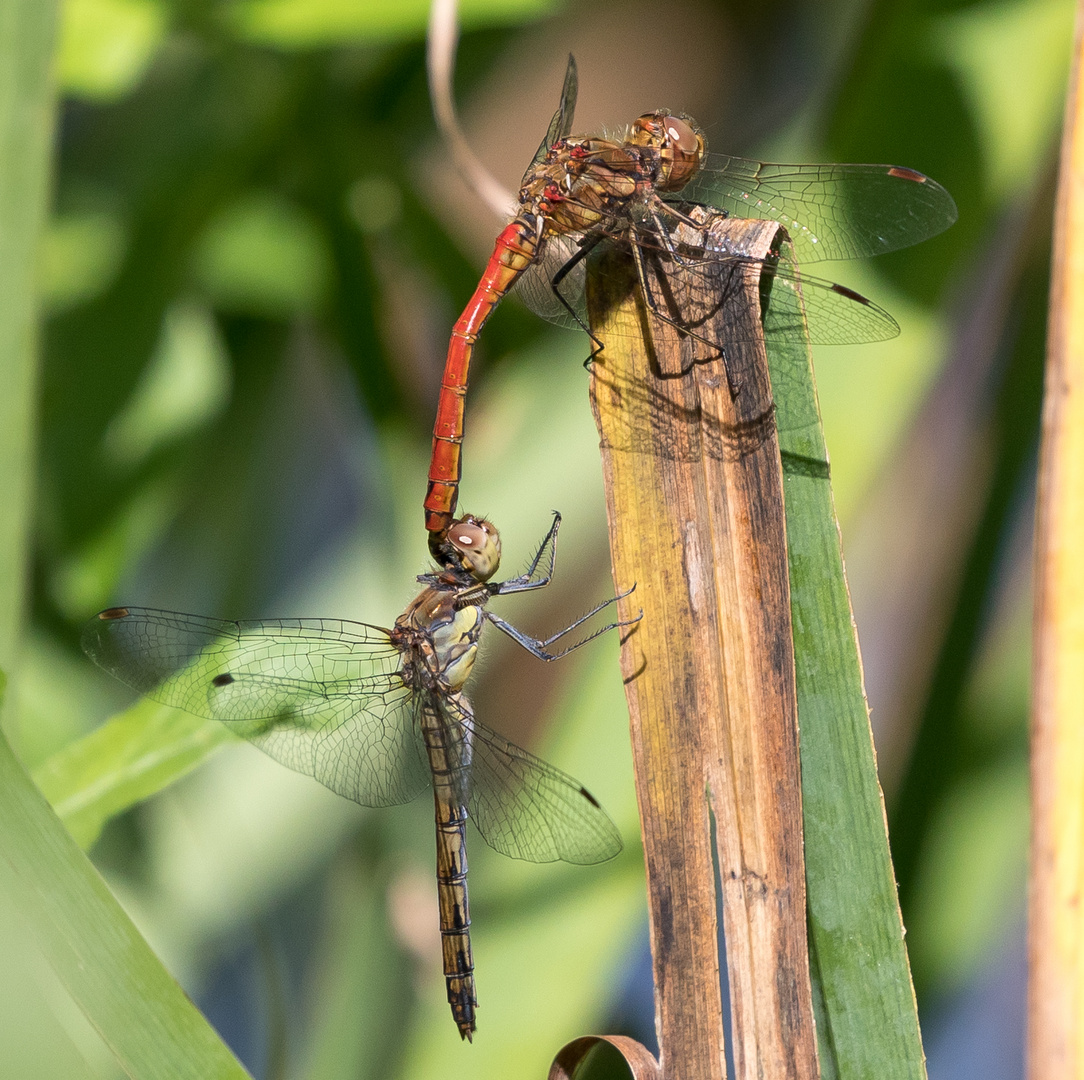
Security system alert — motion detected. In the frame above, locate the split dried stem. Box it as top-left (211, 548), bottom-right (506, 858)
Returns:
top-left (585, 216), bottom-right (818, 1080)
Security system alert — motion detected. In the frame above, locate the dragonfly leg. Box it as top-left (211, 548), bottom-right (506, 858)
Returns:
top-left (550, 231), bottom-right (610, 364)
top-left (491, 512), bottom-right (562, 595)
top-left (485, 585), bottom-right (641, 661)
top-left (649, 204), bottom-right (698, 270)
top-left (649, 197), bottom-right (737, 269)
top-left (631, 239), bottom-right (742, 398)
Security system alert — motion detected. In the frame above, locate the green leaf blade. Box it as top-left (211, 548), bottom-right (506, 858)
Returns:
top-left (0, 730), bottom-right (252, 1079)
top-left (34, 699), bottom-right (233, 849)
top-left (767, 264), bottom-right (926, 1078)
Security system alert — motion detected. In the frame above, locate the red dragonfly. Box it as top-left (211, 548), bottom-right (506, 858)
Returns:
top-left (424, 57), bottom-right (958, 540)
top-left (83, 513), bottom-right (631, 1040)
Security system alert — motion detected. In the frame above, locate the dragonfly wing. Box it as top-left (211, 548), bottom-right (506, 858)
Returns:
top-left (767, 267), bottom-right (899, 345)
top-left (83, 607), bottom-right (429, 807)
top-left (511, 207), bottom-right (898, 350)
top-left (631, 218), bottom-right (900, 348)
top-left (438, 697), bottom-right (621, 865)
top-left (511, 235), bottom-right (588, 329)
top-left (677, 157), bottom-right (958, 263)
top-left (528, 54), bottom-right (579, 169)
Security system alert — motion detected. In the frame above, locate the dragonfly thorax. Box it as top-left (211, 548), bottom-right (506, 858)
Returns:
top-left (396, 588), bottom-right (485, 693)
top-left (518, 138), bottom-right (642, 239)
top-left (516, 116), bottom-right (704, 245)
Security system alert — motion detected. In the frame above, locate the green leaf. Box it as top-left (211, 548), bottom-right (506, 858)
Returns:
top-left (227, 0), bottom-right (561, 47)
top-left (192, 193), bottom-right (332, 316)
top-left (0, 0), bottom-right (59, 704)
top-left (767, 261), bottom-right (926, 1077)
top-left (39, 209), bottom-right (127, 312)
top-left (0, 729), bottom-right (252, 1079)
top-left (33, 698), bottom-right (233, 849)
top-left (58, 0), bottom-right (168, 102)
top-left (932, 0), bottom-right (1072, 203)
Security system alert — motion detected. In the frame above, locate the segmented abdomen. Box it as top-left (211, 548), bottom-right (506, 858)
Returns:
top-left (420, 695), bottom-right (477, 1039)
top-left (425, 217), bottom-right (541, 537)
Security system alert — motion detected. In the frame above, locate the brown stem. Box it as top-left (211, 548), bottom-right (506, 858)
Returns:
top-left (584, 216), bottom-right (818, 1080)
top-left (1029, 0), bottom-right (1084, 1074)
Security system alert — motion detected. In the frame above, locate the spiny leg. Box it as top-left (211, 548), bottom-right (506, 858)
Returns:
top-left (630, 235), bottom-right (741, 398)
top-left (549, 231), bottom-right (608, 362)
top-left (491, 512), bottom-right (562, 595)
top-left (649, 203), bottom-right (699, 269)
top-left (485, 585), bottom-right (640, 661)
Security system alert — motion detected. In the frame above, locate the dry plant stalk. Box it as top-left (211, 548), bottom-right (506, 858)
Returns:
top-left (1030, 0), bottom-right (1084, 1073)
top-left (575, 215), bottom-right (819, 1080)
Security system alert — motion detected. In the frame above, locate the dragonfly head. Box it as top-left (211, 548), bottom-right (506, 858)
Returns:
top-left (629, 112), bottom-right (704, 192)
top-left (432, 515), bottom-right (502, 581)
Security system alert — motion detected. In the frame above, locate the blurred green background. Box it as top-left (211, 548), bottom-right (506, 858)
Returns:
top-left (1, 0), bottom-right (1070, 1075)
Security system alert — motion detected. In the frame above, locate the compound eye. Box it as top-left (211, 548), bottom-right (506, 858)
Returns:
top-left (662, 116), bottom-right (699, 155)
top-left (450, 520), bottom-right (487, 551)
top-left (448, 516), bottom-right (502, 580)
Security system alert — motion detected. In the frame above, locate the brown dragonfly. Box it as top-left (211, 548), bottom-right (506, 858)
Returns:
top-left (83, 513), bottom-right (631, 1040)
top-left (424, 56), bottom-right (957, 540)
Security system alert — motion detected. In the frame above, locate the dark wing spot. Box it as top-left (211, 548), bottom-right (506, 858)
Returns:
top-left (212, 673), bottom-right (235, 687)
top-left (831, 283), bottom-right (870, 305)
top-left (887, 166), bottom-right (927, 183)
top-left (99, 607), bottom-right (130, 620)
top-left (580, 786), bottom-right (601, 808)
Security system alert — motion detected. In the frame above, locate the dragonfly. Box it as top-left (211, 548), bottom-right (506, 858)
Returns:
top-left (83, 512), bottom-right (631, 1041)
top-left (424, 56), bottom-right (958, 540)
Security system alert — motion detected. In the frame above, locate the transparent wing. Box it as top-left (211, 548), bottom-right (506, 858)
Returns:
top-left (437, 696), bottom-right (622, 865)
top-left (528, 54), bottom-right (579, 170)
top-left (512, 234), bottom-right (588, 330)
top-left (676, 157), bottom-right (958, 263)
top-left (82, 607), bottom-right (429, 807)
top-left (512, 219), bottom-right (899, 348)
top-left (635, 231), bottom-right (901, 347)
